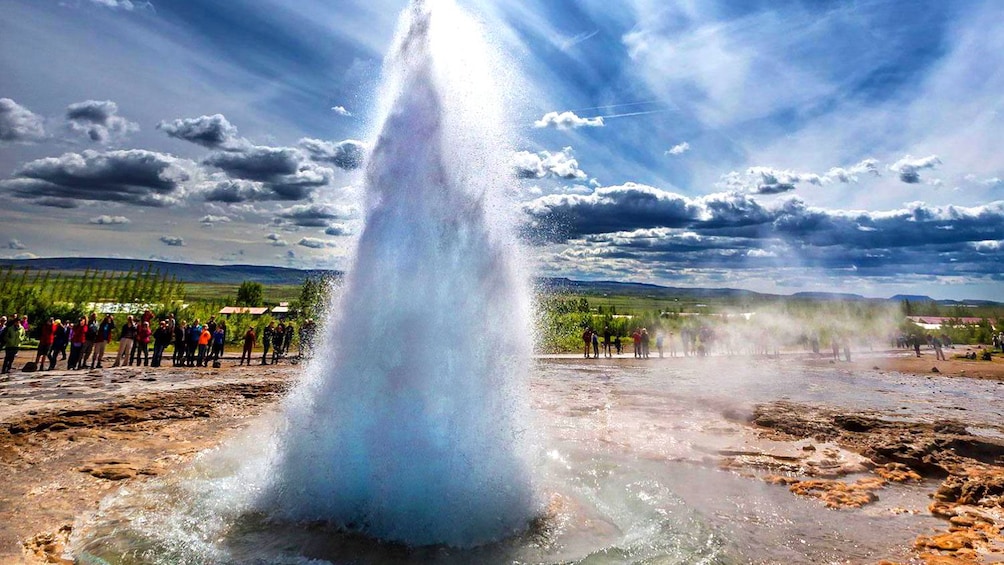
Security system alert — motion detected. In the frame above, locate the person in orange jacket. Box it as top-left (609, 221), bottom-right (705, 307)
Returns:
top-left (197, 325), bottom-right (211, 367)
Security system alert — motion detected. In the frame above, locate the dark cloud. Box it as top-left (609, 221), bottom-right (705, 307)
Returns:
top-left (202, 145), bottom-right (334, 202)
top-left (7, 239), bottom-right (26, 250)
top-left (159, 235), bottom-right (184, 246)
top-left (0, 149), bottom-right (191, 208)
top-left (203, 146), bottom-right (300, 181)
top-left (297, 237), bottom-right (331, 249)
top-left (277, 203), bottom-right (354, 227)
top-left (299, 138), bottom-right (367, 170)
top-left (65, 100), bottom-right (139, 143)
top-left (888, 155), bottom-right (941, 184)
top-left (202, 179), bottom-right (270, 203)
top-left (0, 98), bottom-right (46, 143)
top-left (89, 215), bottom-right (131, 225)
top-left (158, 114), bottom-right (242, 150)
top-left (324, 224), bottom-right (352, 236)
top-left (522, 183), bottom-right (702, 240)
top-left (526, 182), bottom-right (1004, 279)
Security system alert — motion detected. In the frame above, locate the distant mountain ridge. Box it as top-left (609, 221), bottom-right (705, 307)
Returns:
top-left (0, 258), bottom-right (999, 305)
top-left (0, 257), bottom-right (338, 285)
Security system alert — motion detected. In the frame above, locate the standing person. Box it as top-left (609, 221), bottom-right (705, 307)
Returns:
top-left (210, 324), bottom-right (225, 365)
top-left (92, 314), bottom-right (115, 369)
top-left (67, 317), bottom-right (87, 370)
top-left (52, 320), bottom-right (70, 364)
top-left (261, 322), bottom-right (274, 365)
top-left (282, 323), bottom-right (294, 357)
top-left (632, 328), bottom-right (641, 358)
top-left (173, 321), bottom-right (188, 367)
top-left (132, 321), bottom-right (151, 366)
top-left (591, 330), bottom-right (600, 359)
top-left (166, 313), bottom-right (176, 336)
top-left (602, 326), bottom-right (612, 358)
top-left (35, 317), bottom-right (56, 369)
top-left (47, 320), bottom-right (68, 370)
top-left (186, 320), bottom-right (201, 367)
top-left (112, 315), bottom-right (137, 367)
top-left (614, 335), bottom-right (622, 355)
top-left (581, 327), bottom-right (592, 358)
top-left (933, 335), bottom-right (946, 361)
top-left (197, 325), bottom-right (211, 367)
top-left (641, 328), bottom-right (651, 359)
top-left (239, 326), bottom-right (256, 366)
top-left (2, 317), bottom-right (25, 374)
top-left (272, 322), bottom-right (285, 364)
top-left (656, 332), bottom-right (665, 358)
top-left (668, 331), bottom-right (677, 357)
top-left (80, 313), bottom-right (97, 370)
top-left (151, 320), bottom-right (171, 368)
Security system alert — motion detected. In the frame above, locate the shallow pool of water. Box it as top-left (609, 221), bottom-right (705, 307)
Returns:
top-left (71, 357), bottom-right (1003, 564)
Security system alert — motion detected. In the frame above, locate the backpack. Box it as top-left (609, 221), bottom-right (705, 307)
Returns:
top-left (22, 361), bottom-right (37, 373)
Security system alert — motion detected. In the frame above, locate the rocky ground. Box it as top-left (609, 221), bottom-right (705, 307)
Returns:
top-left (727, 352), bottom-right (1004, 564)
top-left (1, 347), bottom-right (1003, 564)
top-left (0, 356), bottom-right (296, 564)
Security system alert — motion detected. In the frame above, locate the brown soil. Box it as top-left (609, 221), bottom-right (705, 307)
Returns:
top-left (0, 362), bottom-right (295, 564)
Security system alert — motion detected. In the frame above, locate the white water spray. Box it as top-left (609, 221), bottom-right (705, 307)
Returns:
top-left (258, 0), bottom-right (539, 547)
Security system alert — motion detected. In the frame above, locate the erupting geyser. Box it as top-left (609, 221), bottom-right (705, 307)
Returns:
top-left (258, 0), bottom-right (540, 547)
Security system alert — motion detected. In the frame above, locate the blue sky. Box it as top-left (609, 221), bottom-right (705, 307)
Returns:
top-left (1, 0), bottom-right (1002, 299)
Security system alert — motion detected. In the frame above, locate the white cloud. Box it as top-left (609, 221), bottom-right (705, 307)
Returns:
top-left (723, 159), bottom-right (882, 194)
top-left (85, 0), bottom-right (152, 10)
top-left (331, 105), bottom-right (352, 117)
top-left (89, 215), bottom-right (131, 225)
top-left (0, 98), bottom-right (47, 143)
top-left (513, 147), bottom-right (588, 181)
top-left (533, 110), bottom-right (604, 130)
top-left (666, 142), bottom-right (690, 156)
top-left (199, 214), bottom-right (231, 224)
top-left (265, 233), bottom-right (288, 247)
top-left (7, 239), bottom-right (27, 250)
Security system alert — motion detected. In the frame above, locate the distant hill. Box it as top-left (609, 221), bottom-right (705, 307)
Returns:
top-left (791, 291), bottom-right (869, 301)
top-left (889, 294), bottom-right (936, 302)
top-left (0, 258), bottom-right (1000, 306)
top-left (0, 257), bottom-right (339, 285)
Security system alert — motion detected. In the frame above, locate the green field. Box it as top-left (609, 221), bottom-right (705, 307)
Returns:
top-left (182, 282), bottom-right (302, 304)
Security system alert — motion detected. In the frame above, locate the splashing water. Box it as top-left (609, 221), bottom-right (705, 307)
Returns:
top-left (257, 0), bottom-right (540, 548)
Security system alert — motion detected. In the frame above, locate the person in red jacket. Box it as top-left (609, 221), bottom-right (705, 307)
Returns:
top-left (131, 321), bottom-right (152, 366)
top-left (34, 317), bottom-right (57, 369)
top-left (68, 317), bottom-right (88, 369)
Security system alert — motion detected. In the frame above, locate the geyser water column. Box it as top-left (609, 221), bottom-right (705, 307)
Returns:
top-left (259, 0), bottom-right (539, 548)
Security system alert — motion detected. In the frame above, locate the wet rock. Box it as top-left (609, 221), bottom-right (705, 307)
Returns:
top-left (876, 462), bottom-right (923, 483)
top-left (765, 475), bottom-right (885, 509)
top-left (22, 525), bottom-right (73, 564)
top-left (78, 458), bottom-right (162, 481)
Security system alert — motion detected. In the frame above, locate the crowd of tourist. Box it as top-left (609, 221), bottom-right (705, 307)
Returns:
top-left (0, 311), bottom-right (319, 375)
